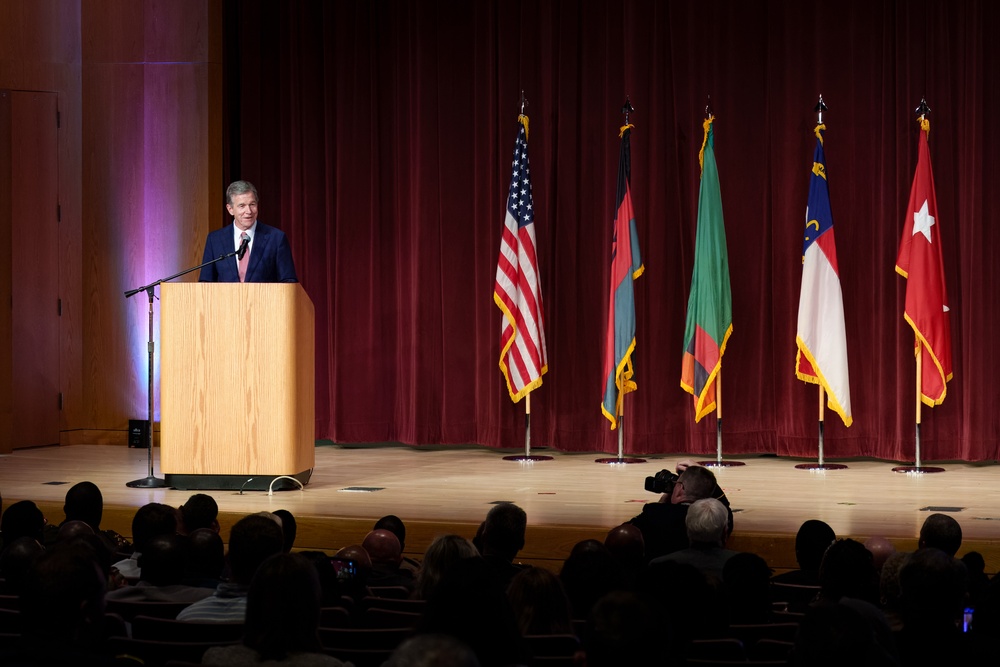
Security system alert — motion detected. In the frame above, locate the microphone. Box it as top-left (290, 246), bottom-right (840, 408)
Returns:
top-left (236, 235), bottom-right (250, 260)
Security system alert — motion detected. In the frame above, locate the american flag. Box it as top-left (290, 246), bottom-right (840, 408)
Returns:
top-left (494, 116), bottom-right (548, 402)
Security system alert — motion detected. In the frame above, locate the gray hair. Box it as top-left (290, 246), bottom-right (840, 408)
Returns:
top-left (685, 497), bottom-right (729, 546)
top-left (226, 180), bottom-right (259, 206)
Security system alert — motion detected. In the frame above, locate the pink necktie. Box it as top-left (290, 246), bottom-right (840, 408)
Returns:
top-left (238, 232), bottom-right (250, 282)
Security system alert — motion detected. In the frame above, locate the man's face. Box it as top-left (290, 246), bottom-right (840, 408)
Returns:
top-left (227, 192), bottom-right (258, 231)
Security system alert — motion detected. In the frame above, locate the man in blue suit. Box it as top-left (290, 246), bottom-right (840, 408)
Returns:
top-left (199, 180), bottom-right (298, 283)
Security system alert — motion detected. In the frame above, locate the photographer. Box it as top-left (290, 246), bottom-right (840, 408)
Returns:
top-left (628, 462), bottom-right (732, 562)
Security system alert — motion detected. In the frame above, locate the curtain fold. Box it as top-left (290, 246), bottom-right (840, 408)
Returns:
top-left (224, 0), bottom-right (1000, 461)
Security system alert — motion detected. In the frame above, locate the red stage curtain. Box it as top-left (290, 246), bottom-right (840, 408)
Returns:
top-left (223, 0), bottom-right (1000, 461)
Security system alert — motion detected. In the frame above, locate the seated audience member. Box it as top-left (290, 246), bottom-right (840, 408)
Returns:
top-left (961, 550), bottom-right (990, 608)
top-left (604, 522), bottom-right (645, 588)
top-left (479, 502), bottom-right (528, 590)
top-left (112, 502), bottom-right (178, 580)
top-left (1, 500), bottom-right (46, 551)
top-left (273, 509), bottom-right (297, 552)
top-left (559, 539), bottom-right (625, 622)
top-left (791, 601), bottom-right (898, 667)
top-left (375, 513), bottom-right (420, 571)
top-left (877, 550), bottom-right (907, 631)
top-left (628, 464), bottom-right (731, 562)
top-left (362, 528), bottom-right (414, 591)
top-left (723, 551), bottom-right (774, 624)
top-left (818, 538), bottom-right (879, 606)
top-left (56, 519), bottom-right (95, 543)
top-left (62, 481), bottom-right (131, 554)
top-left (894, 547), bottom-right (971, 666)
top-left (385, 634), bottom-right (482, 667)
top-left (863, 536), bottom-right (897, 574)
top-left (7, 542), bottom-right (111, 666)
top-left (179, 493), bottom-right (220, 534)
top-left (106, 534), bottom-right (213, 603)
top-left (201, 553), bottom-right (351, 666)
top-left (650, 497), bottom-right (738, 588)
top-left (418, 556), bottom-right (530, 667)
top-left (185, 527), bottom-right (227, 588)
top-left (333, 543), bottom-right (373, 600)
top-left (968, 576), bottom-right (1000, 663)
top-left (506, 565), bottom-right (575, 636)
top-left (413, 533), bottom-right (479, 601)
top-left (918, 512), bottom-right (963, 557)
top-left (584, 590), bottom-right (666, 667)
top-left (177, 513), bottom-right (284, 622)
top-left (0, 535), bottom-right (45, 595)
top-left (641, 560), bottom-right (724, 645)
top-left (771, 519), bottom-right (835, 586)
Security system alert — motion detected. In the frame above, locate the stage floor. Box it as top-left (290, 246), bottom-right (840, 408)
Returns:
top-left (2, 443), bottom-right (999, 572)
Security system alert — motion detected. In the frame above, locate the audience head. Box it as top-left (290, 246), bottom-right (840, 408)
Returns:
top-left (918, 513), bottom-right (962, 557)
top-left (792, 600), bottom-right (896, 667)
top-left (585, 590), bottom-right (664, 667)
top-left (418, 555), bottom-right (529, 667)
top-left (243, 553), bottom-right (324, 660)
top-left (374, 514), bottom-right (407, 552)
top-left (362, 528), bottom-right (403, 567)
top-left (335, 544), bottom-right (372, 574)
top-left (0, 536), bottom-right (45, 594)
top-left (139, 534), bottom-right (188, 586)
top-left (560, 539), bottom-right (623, 621)
top-left (273, 509), bottom-right (297, 552)
top-left (386, 634), bottom-right (482, 667)
top-left (863, 536), bottom-right (896, 573)
top-left (415, 533), bottom-right (479, 601)
top-left (878, 551), bottom-right (907, 612)
top-left (480, 502), bottom-right (526, 562)
top-left (131, 502), bottom-right (178, 553)
top-left (819, 538), bottom-right (878, 604)
top-left (723, 551), bottom-right (774, 624)
top-left (604, 522), bottom-right (644, 566)
top-left (898, 547), bottom-right (967, 627)
top-left (56, 519), bottom-right (95, 543)
top-left (227, 513), bottom-right (284, 585)
top-left (685, 497), bottom-right (729, 547)
top-left (179, 493), bottom-right (219, 534)
top-left (506, 565), bottom-right (574, 636)
top-left (794, 519), bottom-right (836, 572)
top-left (1, 500), bottom-right (46, 549)
top-left (186, 527), bottom-right (225, 583)
top-left (21, 542), bottom-right (107, 649)
top-left (672, 464), bottom-right (718, 503)
top-left (63, 481), bottom-right (104, 530)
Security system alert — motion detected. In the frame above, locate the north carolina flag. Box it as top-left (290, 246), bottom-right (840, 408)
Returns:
top-left (681, 116), bottom-right (732, 423)
top-left (495, 115), bottom-right (548, 402)
top-left (795, 124), bottom-right (852, 426)
top-left (601, 124), bottom-right (644, 429)
top-left (896, 117), bottom-right (953, 405)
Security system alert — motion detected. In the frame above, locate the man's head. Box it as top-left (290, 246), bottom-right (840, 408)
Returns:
top-left (179, 493), bottom-right (219, 534)
top-left (685, 498), bottom-right (729, 547)
top-left (795, 519), bottom-right (836, 572)
top-left (670, 465), bottom-right (717, 504)
top-left (226, 180), bottom-right (259, 231)
top-left (131, 502), bottom-right (178, 553)
top-left (604, 523), bottom-right (644, 565)
top-left (480, 502), bottom-right (527, 562)
top-left (362, 529), bottom-right (403, 568)
top-left (1, 500), bottom-right (46, 550)
top-left (374, 514), bottom-right (407, 552)
top-left (273, 509), bottom-right (297, 553)
top-left (918, 513), bottom-right (962, 557)
top-left (139, 534), bottom-right (187, 586)
top-left (186, 527), bottom-right (225, 582)
top-left (63, 481), bottom-right (104, 530)
top-left (226, 513), bottom-right (284, 585)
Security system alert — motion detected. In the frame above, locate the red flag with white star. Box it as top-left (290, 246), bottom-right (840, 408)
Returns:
top-left (895, 118), bottom-right (953, 405)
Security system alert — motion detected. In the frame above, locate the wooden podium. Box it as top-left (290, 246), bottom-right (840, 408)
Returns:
top-left (160, 283), bottom-right (315, 490)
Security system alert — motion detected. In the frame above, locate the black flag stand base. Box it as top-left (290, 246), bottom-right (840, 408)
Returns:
top-left (502, 411), bottom-right (554, 462)
top-left (126, 474), bottom-right (168, 489)
top-left (795, 463), bottom-right (849, 471)
top-left (595, 415), bottom-right (646, 465)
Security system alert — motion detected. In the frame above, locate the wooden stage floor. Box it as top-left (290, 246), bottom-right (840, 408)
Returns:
top-left (2, 443), bottom-right (999, 573)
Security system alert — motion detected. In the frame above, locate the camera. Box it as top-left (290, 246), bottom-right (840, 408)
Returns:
top-left (645, 469), bottom-right (679, 495)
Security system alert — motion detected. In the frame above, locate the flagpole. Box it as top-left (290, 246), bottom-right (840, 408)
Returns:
top-left (795, 385), bottom-right (847, 470)
top-left (596, 97), bottom-right (646, 466)
top-left (892, 100), bottom-right (945, 475)
top-left (697, 370), bottom-right (744, 468)
top-left (503, 391), bottom-right (553, 462)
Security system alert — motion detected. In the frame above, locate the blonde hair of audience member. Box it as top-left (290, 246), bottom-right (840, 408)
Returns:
top-left (414, 534), bottom-right (479, 601)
